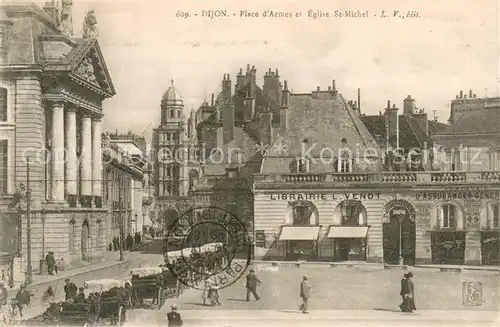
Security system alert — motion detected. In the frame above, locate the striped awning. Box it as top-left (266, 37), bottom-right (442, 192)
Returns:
top-left (327, 226), bottom-right (369, 238)
top-left (279, 226), bottom-right (320, 241)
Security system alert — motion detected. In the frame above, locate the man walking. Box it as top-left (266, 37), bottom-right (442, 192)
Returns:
top-left (0, 281), bottom-right (8, 309)
top-left (299, 275), bottom-right (311, 314)
top-left (167, 304), bottom-right (183, 327)
top-left (245, 269), bottom-right (261, 301)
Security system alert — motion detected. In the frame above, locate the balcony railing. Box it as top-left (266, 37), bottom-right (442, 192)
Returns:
top-left (252, 171), bottom-right (500, 185)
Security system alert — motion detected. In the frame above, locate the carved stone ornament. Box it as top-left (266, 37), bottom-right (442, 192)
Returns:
top-left (82, 10), bottom-right (98, 38)
top-left (101, 132), bottom-right (111, 149)
top-left (75, 57), bottom-right (98, 85)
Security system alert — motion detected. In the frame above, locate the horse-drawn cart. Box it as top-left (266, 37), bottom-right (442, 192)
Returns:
top-left (130, 267), bottom-right (177, 309)
top-left (26, 279), bottom-right (128, 326)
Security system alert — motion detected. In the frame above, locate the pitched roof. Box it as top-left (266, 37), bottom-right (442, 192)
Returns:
top-left (260, 92), bottom-right (383, 173)
top-left (201, 128), bottom-right (261, 175)
top-left (435, 108), bottom-right (500, 135)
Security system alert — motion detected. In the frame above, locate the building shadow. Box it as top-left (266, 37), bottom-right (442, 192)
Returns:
top-left (373, 308), bottom-right (401, 313)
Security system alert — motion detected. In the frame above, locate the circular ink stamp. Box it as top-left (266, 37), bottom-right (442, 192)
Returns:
top-left (165, 206), bottom-right (252, 290)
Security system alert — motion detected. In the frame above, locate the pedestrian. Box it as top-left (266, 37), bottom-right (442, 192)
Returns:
top-left (45, 251), bottom-right (56, 275)
top-left (399, 272), bottom-right (416, 312)
top-left (299, 275), bottom-right (311, 314)
top-left (15, 284), bottom-right (33, 319)
top-left (202, 279), bottom-right (211, 305)
top-left (127, 234), bottom-right (133, 250)
top-left (63, 279), bottom-right (78, 301)
top-left (167, 304), bottom-right (183, 327)
top-left (74, 287), bottom-right (86, 303)
top-left (245, 269), bottom-right (261, 301)
top-left (113, 237), bottom-right (118, 251)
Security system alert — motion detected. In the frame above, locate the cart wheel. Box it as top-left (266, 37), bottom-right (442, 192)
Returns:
top-left (118, 306), bottom-right (124, 326)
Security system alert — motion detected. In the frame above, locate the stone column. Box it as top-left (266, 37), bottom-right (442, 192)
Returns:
top-left (91, 117), bottom-right (102, 205)
top-left (51, 102), bottom-right (65, 201)
top-left (65, 107), bottom-right (77, 198)
top-left (81, 113), bottom-right (92, 199)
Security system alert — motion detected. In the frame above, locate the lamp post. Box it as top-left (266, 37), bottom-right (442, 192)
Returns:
top-left (134, 214), bottom-right (138, 234)
top-left (25, 159), bottom-right (33, 284)
top-left (398, 215), bottom-right (404, 265)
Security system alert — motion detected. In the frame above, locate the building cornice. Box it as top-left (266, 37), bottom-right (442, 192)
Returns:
top-left (42, 93), bottom-right (103, 118)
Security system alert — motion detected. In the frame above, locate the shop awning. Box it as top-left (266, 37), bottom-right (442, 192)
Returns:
top-left (279, 226), bottom-right (320, 241)
top-left (327, 226), bottom-right (369, 238)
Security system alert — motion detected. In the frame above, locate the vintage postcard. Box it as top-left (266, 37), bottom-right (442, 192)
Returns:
top-left (0, 0), bottom-right (499, 326)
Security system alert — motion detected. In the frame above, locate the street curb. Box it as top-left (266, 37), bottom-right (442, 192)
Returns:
top-left (239, 260), bottom-right (500, 275)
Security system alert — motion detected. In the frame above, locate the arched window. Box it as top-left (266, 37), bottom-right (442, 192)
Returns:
top-left (0, 87), bottom-right (7, 122)
top-left (339, 200), bottom-right (366, 226)
top-left (336, 138), bottom-right (352, 173)
top-left (96, 219), bottom-right (102, 248)
top-left (169, 109), bottom-right (174, 118)
top-left (289, 158), bottom-right (310, 173)
top-left (69, 219), bottom-right (76, 252)
top-left (441, 204), bottom-right (456, 228)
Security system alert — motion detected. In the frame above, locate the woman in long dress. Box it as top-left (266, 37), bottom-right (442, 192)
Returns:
top-left (202, 280), bottom-right (211, 306)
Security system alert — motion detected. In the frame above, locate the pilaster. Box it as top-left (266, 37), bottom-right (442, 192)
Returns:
top-left (80, 113), bottom-right (92, 202)
top-left (91, 116), bottom-right (102, 206)
top-left (65, 106), bottom-right (78, 201)
top-left (50, 101), bottom-right (65, 202)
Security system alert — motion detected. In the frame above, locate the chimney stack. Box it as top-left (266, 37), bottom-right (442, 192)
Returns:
top-left (387, 100), bottom-right (391, 109)
top-left (328, 86), bottom-right (332, 91)
top-left (403, 95), bottom-right (416, 115)
top-left (222, 73), bottom-right (232, 102)
top-left (459, 90), bottom-right (463, 98)
top-left (469, 90), bottom-right (473, 98)
top-left (280, 81), bottom-right (290, 136)
top-left (211, 93), bottom-right (214, 106)
top-left (332, 80), bottom-right (336, 92)
top-left (385, 103), bottom-right (399, 142)
top-left (357, 88), bottom-right (361, 112)
top-left (236, 68), bottom-right (246, 90)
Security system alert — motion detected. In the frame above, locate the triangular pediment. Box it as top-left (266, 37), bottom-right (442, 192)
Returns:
top-left (69, 39), bottom-right (116, 97)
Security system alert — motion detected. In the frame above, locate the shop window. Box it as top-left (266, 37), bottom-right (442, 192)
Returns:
top-left (442, 204), bottom-right (456, 228)
top-left (0, 88), bottom-right (6, 122)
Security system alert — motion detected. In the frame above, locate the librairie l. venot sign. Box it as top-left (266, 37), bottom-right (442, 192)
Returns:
top-left (270, 192), bottom-right (382, 201)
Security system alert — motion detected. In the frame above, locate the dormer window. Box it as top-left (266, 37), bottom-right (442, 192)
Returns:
top-left (290, 158), bottom-right (310, 173)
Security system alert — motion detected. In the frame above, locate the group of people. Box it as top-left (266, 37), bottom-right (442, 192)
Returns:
top-left (109, 232), bottom-right (143, 252)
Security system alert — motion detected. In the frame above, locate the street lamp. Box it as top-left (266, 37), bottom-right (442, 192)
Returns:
top-left (398, 215), bottom-right (404, 265)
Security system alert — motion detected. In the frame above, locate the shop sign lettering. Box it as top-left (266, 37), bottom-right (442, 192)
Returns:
top-left (270, 192), bottom-right (381, 201)
top-left (416, 191), bottom-right (500, 201)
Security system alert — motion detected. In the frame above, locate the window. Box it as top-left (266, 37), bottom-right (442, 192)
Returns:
top-left (170, 110), bottom-right (174, 118)
top-left (69, 219), bottom-right (76, 252)
top-left (442, 204), bottom-right (456, 228)
top-left (0, 140), bottom-right (7, 194)
top-left (0, 88), bottom-right (6, 122)
top-left (340, 158), bottom-right (350, 173)
top-left (298, 159), bottom-right (308, 173)
top-left (292, 204), bottom-right (313, 226)
top-left (340, 201), bottom-right (364, 226)
top-left (491, 203), bottom-right (499, 228)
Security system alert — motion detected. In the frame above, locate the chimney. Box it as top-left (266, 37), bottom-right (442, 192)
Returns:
top-left (280, 81), bottom-right (290, 136)
top-left (236, 68), bottom-right (246, 90)
top-left (459, 90), bottom-right (463, 98)
top-left (328, 86), bottom-right (332, 91)
top-left (332, 80), bottom-right (337, 92)
top-left (211, 93), bottom-right (214, 106)
top-left (257, 109), bottom-right (273, 146)
top-left (249, 65), bottom-right (257, 85)
top-left (413, 109), bottom-right (429, 135)
top-left (264, 67), bottom-right (282, 104)
top-left (474, 93), bottom-right (477, 98)
top-left (222, 73), bottom-right (232, 102)
top-left (469, 90), bottom-right (473, 98)
top-left (222, 102), bottom-right (235, 145)
top-left (385, 101), bottom-right (398, 143)
top-left (403, 95), bottom-right (416, 115)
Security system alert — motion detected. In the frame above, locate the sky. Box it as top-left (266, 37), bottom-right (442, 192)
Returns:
top-left (20, 0), bottom-right (500, 142)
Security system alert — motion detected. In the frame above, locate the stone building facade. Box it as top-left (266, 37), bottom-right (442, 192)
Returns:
top-left (0, 2), bottom-right (115, 281)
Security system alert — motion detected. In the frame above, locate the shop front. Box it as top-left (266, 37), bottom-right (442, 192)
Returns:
top-left (431, 231), bottom-right (466, 265)
top-left (481, 231), bottom-right (500, 265)
top-left (326, 226), bottom-right (368, 261)
top-left (280, 226), bottom-right (320, 261)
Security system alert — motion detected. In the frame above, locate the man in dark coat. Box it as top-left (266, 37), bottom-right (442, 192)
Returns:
top-left (45, 251), bottom-right (56, 275)
top-left (64, 279), bottom-right (78, 301)
top-left (245, 269), bottom-right (261, 301)
top-left (299, 275), bottom-right (311, 314)
top-left (74, 287), bottom-right (86, 303)
top-left (15, 284), bottom-right (33, 319)
top-left (167, 304), bottom-right (183, 327)
top-left (399, 272), bottom-right (416, 312)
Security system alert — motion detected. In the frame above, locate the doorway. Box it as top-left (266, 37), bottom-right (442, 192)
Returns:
top-left (81, 220), bottom-right (90, 261)
top-left (383, 207), bottom-right (416, 265)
